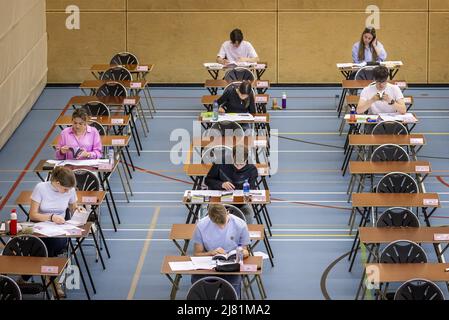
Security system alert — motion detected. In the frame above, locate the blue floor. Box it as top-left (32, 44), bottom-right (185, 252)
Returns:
top-left (1, 86), bottom-right (449, 299)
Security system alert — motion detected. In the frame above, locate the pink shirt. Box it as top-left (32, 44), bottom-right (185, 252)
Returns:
top-left (56, 126), bottom-right (103, 160)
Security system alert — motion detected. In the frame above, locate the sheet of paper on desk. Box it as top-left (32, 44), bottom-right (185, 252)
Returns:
top-left (381, 61), bottom-right (403, 66)
top-left (336, 63), bottom-right (354, 68)
top-left (203, 62), bottom-right (223, 69)
top-left (219, 114), bottom-right (254, 122)
top-left (0, 223), bottom-right (4, 232)
top-left (186, 190), bottom-right (222, 197)
top-left (253, 251), bottom-right (269, 260)
top-left (190, 257), bottom-right (216, 270)
top-left (233, 190), bottom-right (243, 197)
top-left (46, 159), bottom-right (109, 167)
top-left (253, 116), bottom-right (267, 122)
top-left (249, 231), bottom-right (262, 238)
top-left (378, 113), bottom-right (416, 123)
top-left (169, 261), bottom-right (196, 271)
top-left (34, 222), bottom-right (68, 237)
top-left (66, 208), bottom-right (89, 226)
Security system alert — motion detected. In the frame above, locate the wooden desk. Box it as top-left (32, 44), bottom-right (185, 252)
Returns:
top-left (55, 115), bottom-right (130, 128)
top-left (352, 193), bottom-right (440, 227)
top-left (16, 190), bottom-right (106, 208)
top-left (90, 64), bottom-right (154, 77)
top-left (161, 255), bottom-right (265, 300)
top-left (199, 113), bottom-right (270, 124)
top-left (67, 95), bottom-right (140, 107)
top-left (50, 135), bottom-right (130, 148)
top-left (204, 79), bottom-right (270, 95)
top-left (346, 95), bottom-right (413, 107)
top-left (348, 161), bottom-right (431, 196)
top-left (201, 94), bottom-right (270, 112)
top-left (192, 136), bottom-right (267, 148)
top-left (80, 80), bottom-right (147, 91)
top-left (337, 62), bottom-right (401, 80)
top-left (204, 62), bottom-right (268, 80)
top-left (0, 256), bottom-right (68, 277)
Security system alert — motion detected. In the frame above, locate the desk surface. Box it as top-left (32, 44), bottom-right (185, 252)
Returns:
top-left (51, 135), bottom-right (130, 147)
top-left (90, 64), bottom-right (154, 73)
top-left (0, 256), bottom-right (68, 277)
top-left (204, 79), bottom-right (270, 88)
top-left (67, 96), bottom-right (140, 106)
top-left (170, 224), bottom-right (265, 241)
top-left (349, 161), bottom-right (431, 174)
top-left (352, 193), bottom-right (440, 208)
top-left (183, 163), bottom-right (270, 176)
top-left (202, 94), bottom-right (270, 105)
top-left (55, 115), bottom-right (130, 127)
top-left (199, 113), bottom-right (270, 124)
top-left (366, 263), bottom-right (449, 283)
top-left (161, 255), bottom-right (262, 275)
top-left (349, 134), bottom-right (425, 146)
top-left (80, 80), bottom-right (147, 89)
top-left (16, 190), bottom-right (106, 206)
top-left (34, 159), bottom-right (116, 174)
top-left (342, 80), bottom-right (407, 89)
top-left (192, 136), bottom-right (267, 148)
top-left (346, 95), bottom-right (413, 105)
top-left (183, 190), bottom-right (271, 205)
top-left (360, 226), bottom-right (449, 244)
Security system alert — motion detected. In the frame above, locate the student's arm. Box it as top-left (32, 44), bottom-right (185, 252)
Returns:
top-left (248, 166), bottom-right (258, 189)
top-left (193, 243), bottom-right (226, 256)
top-left (29, 200), bottom-right (65, 224)
top-left (248, 94), bottom-right (256, 114)
top-left (217, 89), bottom-right (230, 113)
top-left (55, 132), bottom-right (67, 160)
top-left (239, 56), bottom-right (259, 63)
top-left (239, 227), bottom-right (251, 258)
top-left (205, 165), bottom-right (226, 190)
top-left (216, 42), bottom-right (229, 64)
top-left (90, 129), bottom-right (102, 159)
top-left (352, 43), bottom-right (361, 64)
top-left (383, 86), bottom-right (406, 114)
top-left (373, 41), bottom-right (387, 61)
top-left (357, 88), bottom-right (379, 114)
top-left (238, 42), bottom-right (259, 63)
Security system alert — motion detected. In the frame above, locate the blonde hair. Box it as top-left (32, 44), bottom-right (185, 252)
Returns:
top-left (208, 204), bottom-right (227, 225)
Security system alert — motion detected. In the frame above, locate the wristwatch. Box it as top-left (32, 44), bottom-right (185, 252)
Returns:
top-left (388, 99), bottom-right (395, 105)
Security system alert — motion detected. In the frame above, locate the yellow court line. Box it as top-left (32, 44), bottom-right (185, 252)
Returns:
top-left (127, 206), bottom-right (160, 300)
top-left (272, 234), bottom-right (353, 237)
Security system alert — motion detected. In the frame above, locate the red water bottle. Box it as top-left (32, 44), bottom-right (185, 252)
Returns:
top-left (9, 209), bottom-right (17, 235)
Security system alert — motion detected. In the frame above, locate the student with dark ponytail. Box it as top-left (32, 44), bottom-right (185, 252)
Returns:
top-left (217, 80), bottom-right (256, 114)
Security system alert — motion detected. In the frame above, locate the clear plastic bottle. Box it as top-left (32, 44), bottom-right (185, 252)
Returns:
top-left (108, 147), bottom-right (115, 166)
top-left (212, 100), bottom-right (219, 121)
top-left (282, 92), bottom-right (287, 109)
top-left (243, 179), bottom-right (250, 202)
top-left (236, 245), bottom-right (244, 264)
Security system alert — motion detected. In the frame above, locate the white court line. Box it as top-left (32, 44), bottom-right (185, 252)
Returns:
top-left (82, 238), bottom-right (354, 242)
top-left (101, 228), bottom-right (352, 232)
top-left (127, 150), bottom-right (343, 153)
top-left (108, 191), bottom-right (349, 195)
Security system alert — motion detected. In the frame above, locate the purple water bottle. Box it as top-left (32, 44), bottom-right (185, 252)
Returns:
top-left (282, 92), bottom-right (287, 109)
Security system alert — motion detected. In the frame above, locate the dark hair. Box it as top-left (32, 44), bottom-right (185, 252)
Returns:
top-left (237, 81), bottom-right (253, 110)
top-left (51, 167), bottom-right (76, 188)
top-left (72, 107), bottom-right (90, 122)
top-left (208, 204), bottom-right (227, 225)
top-left (358, 27), bottom-right (378, 62)
top-left (233, 145), bottom-right (249, 164)
top-left (230, 29), bottom-right (243, 44)
top-left (373, 66), bottom-right (389, 82)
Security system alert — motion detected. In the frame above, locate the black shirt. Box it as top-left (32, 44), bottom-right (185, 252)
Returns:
top-left (205, 164), bottom-right (258, 190)
top-left (217, 88), bottom-right (256, 114)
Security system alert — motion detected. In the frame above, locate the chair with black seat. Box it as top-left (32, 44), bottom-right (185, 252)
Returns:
top-left (0, 275), bottom-right (22, 300)
top-left (89, 120), bottom-right (107, 137)
top-left (205, 120), bottom-right (245, 139)
top-left (223, 67), bottom-right (255, 82)
top-left (82, 101), bottom-right (110, 117)
top-left (110, 52), bottom-right (139, 66)
top-left (394, 279), bottom-right (444, 300)
top-left (100, 66), bottom-right (132, 82)
top-left (376, 207), bottom-right (419, 228)
top-left (376, 172), bottom-right (418, 194)
top-left (3, 235), bottom-right (48, 298)
top-left (371, 144), bottom-right (409, 162)
top-left (96, 81), bottom-right (128, 98)
top-left (223, 204), bottom-right (247, 223)
top-left (201, 145), bottom-right (234, 165)
top-left (187, 276), bottom-right (238, 300)
top-left (371, 120), bottom-right (408, 135)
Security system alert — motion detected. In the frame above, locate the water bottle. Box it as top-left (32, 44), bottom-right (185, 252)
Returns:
top-left (108, 147), bottom-right (115, 166)
top-left (281, 92), bottom-right (287, 109)
top-left (9, 209), bottom-right (17, 236)
top-left (349, 106), bottom-right (356, 122)
top-left (212, 100), bottom-right (219, 121)
top-left (236, 245), bottom-right (244, 264)
top-left (243, 179), bottom-right (250, 202)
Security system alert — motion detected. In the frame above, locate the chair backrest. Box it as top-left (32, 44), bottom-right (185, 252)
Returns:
top-left (372, 121), bottom-right (409, 135)
top-left (73, 169), bottom-right (100, 191)
top-left (3, 235), bottom-right (48, 257)
top-left (89, 120), bottom-right (106, 136)
top-left (110, 52), bottom-right (139, 65)
top-left (186, 276), bottom-right (238, 300)
top-left (0, 275), bottom-right (22, 300)
top-left (201, 145), bottom-right (234, 165)
top-left (83, 101), bottom-right (110, 117)
top-left (223, 204), bottom-right (247, 223)
top-left (376, 207), bottom-right (420, 227)
top-left (370, 144), bottom-right (410, 162)
top-left (354, 66), bottom-right (376, 80)
top-left (376, 172), bottom-right (419, 194)
top-left (223, 67), bottom-right (255, 82)
top-left (100, 66), bottom-right (132, 81)
top-left (394, 278), bottom-right (444, 300)
top-left (96, 81), bottom-right (127, 97)
top-left (380, 240), bottom-right (427, 264)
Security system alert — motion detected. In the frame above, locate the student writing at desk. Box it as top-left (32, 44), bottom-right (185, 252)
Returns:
top-left (56, 107), bottom-right (102, 160)
top-left (217, 81), bottom-right (256, 114)
top-left (192, 204), bottom-right (250, 297)
top-left (29, 167), bottom-right (84, 297)
top-left (216, 28), bottom-right (259, 65)
top-left (357, 66), bottom-right (406, 115)
top-left (205, 146), bottom-right (258, 223)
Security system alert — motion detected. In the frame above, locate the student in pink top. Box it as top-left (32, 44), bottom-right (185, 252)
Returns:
top-left (216, 29), bottom-right (259, 65)
top-left (56, 108), bottom-right (103, 160)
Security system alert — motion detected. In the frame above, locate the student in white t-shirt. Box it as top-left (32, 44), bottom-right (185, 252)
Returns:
top-left (216, 28), bottom-right (259, 65)
top-left (357, 66), bottom-right (406, 115)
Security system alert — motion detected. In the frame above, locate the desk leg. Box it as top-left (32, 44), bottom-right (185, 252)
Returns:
top-left (337, 88), bottom-right (348, 117)
top-left (75, 239), bottom-right (97, 294)
top-left (167, 274), bottom-right (182, 300)
top-left (69, 240), bottom-right (91, 300)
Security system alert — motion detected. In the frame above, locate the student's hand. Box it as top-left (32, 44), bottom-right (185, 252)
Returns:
top-left (59, 146), bottom-right (70, 154)
top-left (237, 57), bottom-right (248, 62)
top-left (52, 215), bottom-right (65, 224)
top-left (76, 206), bottom-right (87, 213)
top-left (218, 107), bottom-right (226, 114)
top-left (222, 182), bottom-right (235, 191)
top-left (371, 94), bottom-right (381, 102)
top-left (78, 150), bottom-right (90, 159)
top-left (382, 93), bottom-right (392, 103)
top-left (211, 248), bottom-right (226, 255)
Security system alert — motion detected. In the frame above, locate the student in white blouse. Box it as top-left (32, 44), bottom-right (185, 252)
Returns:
top-left (352, 27), bottom-right (387, 64)
top-left (216, 28), bottom-right (259, 65)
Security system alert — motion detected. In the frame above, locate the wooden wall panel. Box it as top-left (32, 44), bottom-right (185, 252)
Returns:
top-left (430, 0), bottom-right (449, 10)
top-left (278, 12), bottom-right (427, 83)
top-left (429, 13), bottom-right (449, 82)
top-left (128, 0), bottom-right (276, 11)
top-left (127, 12), bottom-right (276, 83)
top-left (46, 0), bottom-right (125, 11)
top-left (279, 0), bottom-right (428, 11)
top-left (46, 12), bottom-right (126, 83)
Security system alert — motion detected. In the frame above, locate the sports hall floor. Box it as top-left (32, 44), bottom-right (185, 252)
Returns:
top-left (0, 86), bottom-right (448, 299)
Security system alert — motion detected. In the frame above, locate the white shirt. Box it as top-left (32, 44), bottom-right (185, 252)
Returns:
top-left (217, 40), bottom-right (258, 63)
top-left (359, 83), bottom-right (404, 114)
top-left (31, 181), bottom-right (77, 217)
